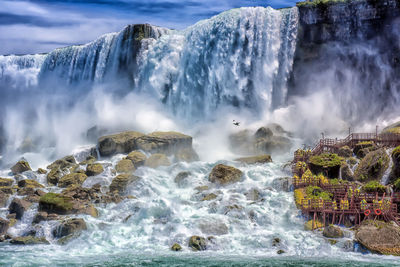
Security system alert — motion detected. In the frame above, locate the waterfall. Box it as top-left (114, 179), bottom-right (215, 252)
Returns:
top-left (137, 7), bottom-right (299, 119)
top-left (381, 148), bottom-right (394, 185)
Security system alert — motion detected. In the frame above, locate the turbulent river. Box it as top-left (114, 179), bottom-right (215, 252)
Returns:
top-left (0, 4), bottom-right (400, 266)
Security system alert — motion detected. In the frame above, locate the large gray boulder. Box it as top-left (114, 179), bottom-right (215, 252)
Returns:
top-left (209, 164), bottom-right (243, 185)
top-left (11, 160), bottom-right (32, 174)
top-left (8, 198), bottom-right (32, 219)
top-left (136, 131), bottom-right (193, 155)
top-left (98, 131), bottom-right (145, 157)
top-left (53, 218), bottom-right (87, 238)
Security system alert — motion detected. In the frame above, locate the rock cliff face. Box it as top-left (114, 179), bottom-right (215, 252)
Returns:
top-left (291, 0), bottom-right (400, 121)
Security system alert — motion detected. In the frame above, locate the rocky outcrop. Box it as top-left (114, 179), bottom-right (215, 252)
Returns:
top-left (85, 163), bottom-right (104, 176)
top-left (174, 171), bottom-right (191, 187)
top-left (53, 218), bottom-right (87, 238)
top-left (11, 160), bottom-right (31, 174)
top-left (340, 162), bottom-right (354, 181)
top-left (308, 153), bottom-right (342, 178)
top-left (109, 174), bottom-right (140, 194)
top-left (323, 225), bottom-right (344, 238)
top-left (136, 131), bottom-right (193, 155)
top-left (209, 164), bottom-right (243, 185)
top-left (10, 236), bottom-right (49, 245)
top-left (0, 178), bottom-right (13, 187)
top-left (58, 173), bottom-right (88, 188)
top-left (144, 154), bottom-right (171, 168)
top-left (115, 159), bottom-right (135, 173)
top-left (235, 155), bottom-right (272, 164)
top-left (354, 149), bottom-right (389, 182)
top-left (47, 155), bottom-right (76, 170)
top-left (355, 220), bottom-right (400, 256)
top-left (188, 235), bottom-right (207, 251)
top-left (338, 146), bottom-right (353, 158)
top-left (126, 151), bottom-right (147, 167)
top-left (17, 179), bottom-right (44, 188)
top-left (8, 198), bottom-right (32, 219)
top-left (98, 131), bottom-right (145, 157)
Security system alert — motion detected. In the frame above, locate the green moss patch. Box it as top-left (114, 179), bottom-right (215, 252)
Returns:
top-left (363, 181), bottom-right (386, 193)
top-left (39, 193), bottom-right (73, 214)
top-left (305, 186), bottom-right (332, 201)
top-left (309, 153), bottom-right (343, 168)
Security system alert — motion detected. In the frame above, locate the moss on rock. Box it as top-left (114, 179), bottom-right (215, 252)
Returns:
top-left (354, 149), bottom-right (389, 182)
top-left (58, 173), bottom-right (88, 188)
top-left (39, 193), bottom-right (74, 214)
top-left (85, 163), bottom-right (104, 176)
top-left (309, 153), bottom-right (343, 178)
top-left (115, 159), bottom-right (136, 173)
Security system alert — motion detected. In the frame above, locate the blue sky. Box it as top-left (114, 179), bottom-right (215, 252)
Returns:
top-left (0, 0), bottom-right (298, 55)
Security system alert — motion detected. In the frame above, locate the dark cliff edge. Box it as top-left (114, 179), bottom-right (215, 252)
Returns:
top-left (289, 0), bottom-right (400, 120)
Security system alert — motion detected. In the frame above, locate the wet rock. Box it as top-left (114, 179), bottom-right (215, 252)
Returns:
top-left (0, 178), bottom-right (13, 187)
top-left (174, 147), bottom-right (199, 163)
top-left (0, 186), bottom-right (14, 195)
top-left (47, 156), bottom-right (76, 171)
top-left (8, 198), bottom-right (32, 220)
top-left (32, 212), bottom-right (48, 224)
top-left (11, 160), bottom-right (32, 174)
top-left (23, 194), bottom-right (40, 203)
top-left (171, 243), bottom-right (182, 251)
top-left (115, 159), bottom-right (135, 173)
top-left (10, 236), bottom-right (49, 245)
top-left (98, 131), bottom-right (145, 157)
top-left (46, 167), bottom-right (63, 185)
top-left (338, 146), bottom-right (353, 157)
top-left (354, 149), bottom-right (389, 182)
top-left (235, 154), bottom-right (272, 164)
top-left (209, 164), bottom-right (243, 185)
top-left (254, 127), bottom-right (273, 139)
top-left (198, 219), bottom-right (228, 235)
top-left (340, 162), bottom-right (354, 181)
top-left (79, 155), bottom-right (96, 165)
top-left (85, 163), bottom-right (104, 176)
top-left (53, 218), bottom-right (87, 238)
top-left (0, 191), bottom-right (9, 207)
top-left (35, 189), bottom-right (46, 197)
top-left (37, 168), bottom-right (47, 175)
top-left (355, 220), bottom-right (400, 256)
top-left (271, 177), bottom-right (292, 192)
top-left (174, 171), bottom-right (191, 187)
top-left (272, 237), bottom-right (281, 246)
top-left (194, 185), bottom-right (209, 192)
top-left (201, 193), bottom-right (218, 201)
top-left (58, 173), bottom-right (88, 188)
top-left (61, 185), bottom-right (99, 202)
top-left (277, 250), bottom-right (285, 254)
top-left (109, 174), bottom-right (140, 194)
top-left (188, 235), bottom-right (207, 251)
top-left (17, 179), bottom-right (44, 188)
top-left (144, 154), bottom-right (171, 168)
top-left (0, 218), bottom-right (9, 235)
top-left (39, 193), bottom-right (74, 214)
top-left (245, 189), bottom-right (260, 201)
top-left (126, 151), bottom-right (147, 167)
top-left (136, 131), bottom-right (193, 155)
top-left (323, 225), bottom-right (344, 238)
top-left (354, 142), bottom-right (377, 158)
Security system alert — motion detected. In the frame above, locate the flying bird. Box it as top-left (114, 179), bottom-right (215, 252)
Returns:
top-left (233, 120), bottom-right (240, 126)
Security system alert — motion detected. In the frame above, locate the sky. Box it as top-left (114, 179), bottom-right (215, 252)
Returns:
top-left (0, 0), bottom-right (299, 55)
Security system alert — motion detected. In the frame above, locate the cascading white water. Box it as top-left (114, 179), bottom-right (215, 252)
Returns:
top-left (137, 7), bottom-right (299, 119)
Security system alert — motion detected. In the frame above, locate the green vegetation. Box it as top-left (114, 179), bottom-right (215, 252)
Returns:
top-left (39, 192), bottom-right (73, 212)
top-left (363, 181), bottom-right (386, 193)
top-left (305, 186), bottom-right (332, 201)
top-left (394, 178), bottom-right (400, 190)
top-left (393, 145), bottom-right (400, 158)
top-left (309, 153), bottom-right (343, 168)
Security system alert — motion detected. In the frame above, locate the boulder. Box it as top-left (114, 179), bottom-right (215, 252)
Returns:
top-left (0, 218), bottom-right (9, 235)
top-left (38, 193), bottom-right (74, 214)
top-left (0, 191), bottom-right (9, 207)
top-left (46, 167), bottom-right (63, 185)
top-left (85, 163), bottom-right (104, 176)
top-left (126, 151), bottom-right (147, 167)
top-left (98, 131), bottom-right (145, 157)
top-left (254, 127), bottom-right (273, 139)
top-left (145, 154), bottom-right (171, 168)
top-left (11, 160), bottom-right (31, 174)
top-left (79, 155), bottom-right (96, 166)
top-left (32, 212), bottom-right (48, 224)
top-left (354, 142), bottom-right (377, 159)
top-left (136, 131), bottom-right (193, 155)
top-left (8, 198), bottom-right (32, 220)
top-left (174, 148), bottom-right (199, 162)
top-left (245, 189), bottom-right (260, 201)
top-left (209, 164), bottom-right (243, 185)
top-left (17, 179), bottom-right (44, 188)
top-left (235, 155), bottom-right (272, 164)
top-left (323, 225), bottom-right (344, 238)
top-left (340, 163), bottom-right (354, 181)
top-left (354, 149), bottom-right (389, 182)
top-left (58, 173), bottom-right (88, 188)
top-left (37, 168), bottom-right (47, 175)
top-left (171, 243), bottom-right (182, 251)
top-left (10, 236), bottom-right (49, 245)
top-left (115, 159), bottom-right (136, 173)
top-left (0, 178), bottom-right (13, 187)
top-left (201, 193), bottom-right (218, 201)
top-left (47, 155), bottom-right (76, 170)
top-left (355, 220), bottom-right (400, 256)
top-left (109, 174), bottom-right (140, 194)
top-left (0, 186), bottom-right (14, 195)
top-left (53, 218), bottom-right (87, 238)
top-left (188, 235), bottom-right (207, 251)
top-left (174, 171), bottom-right (191, 187)
top-left (309, 153), bottom-right (343, 178)
top-left (338, 146), bottom-right (353, 157)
